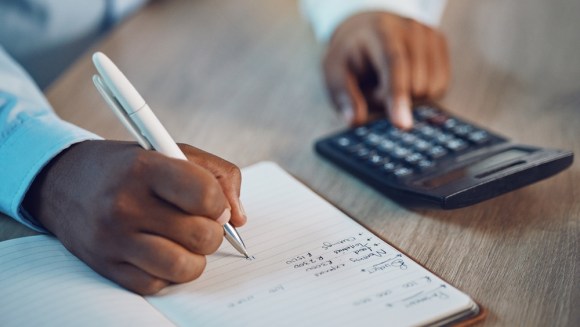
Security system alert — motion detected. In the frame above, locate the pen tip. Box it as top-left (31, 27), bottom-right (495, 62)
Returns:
top-left (244, 251), bottom-right (251, 259)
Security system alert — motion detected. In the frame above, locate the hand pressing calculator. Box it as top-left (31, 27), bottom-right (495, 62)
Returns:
top-left (315, 103), bottom-right (573, 209)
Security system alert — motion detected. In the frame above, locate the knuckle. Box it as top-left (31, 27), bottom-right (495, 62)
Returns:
top-left (413, 82), bottom-right (428, 97)
top-left (102, 192), bottom-right (133, 229)
top-left (199, 182), bottom-right (222, 214)
top-left (166, 251), bottom-right (192, 280)
top-left (385, 47), bottom-right (405, 66)
top-left (128, 149), bottom-right (153, 177)
top-left (136, 279), bottom-right (168, 295)
top-left (223, 163), bottom-right (241, 182)
top-left (190, 256), bottom-right (207, 281)
top-left (192, 221), bottom-right (223, 254)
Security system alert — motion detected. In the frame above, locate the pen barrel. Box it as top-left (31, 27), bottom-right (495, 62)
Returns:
top-left (130, 104), bottom-right (187, 160)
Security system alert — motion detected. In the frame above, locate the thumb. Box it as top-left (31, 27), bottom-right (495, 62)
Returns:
top-left (324, 58), bottom-right (368, 125)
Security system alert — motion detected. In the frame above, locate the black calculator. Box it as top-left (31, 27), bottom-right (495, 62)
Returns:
top-left (315, 103), bottom-right (574, 209)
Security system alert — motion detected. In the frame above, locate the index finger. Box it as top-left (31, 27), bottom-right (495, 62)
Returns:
top-left (368, 30), bottom-right (413, 129)
top-left (145, 152), bottom-right (229, 220)
top-left (179, 144), bottom-right (247, 227)
top-left (323, 46), bottom-right (369, 126)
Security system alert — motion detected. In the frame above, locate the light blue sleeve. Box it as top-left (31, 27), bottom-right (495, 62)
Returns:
top-left (300, 0), bottom-right (448, 42)
top-left (0, 46), bottom-right (102, 231)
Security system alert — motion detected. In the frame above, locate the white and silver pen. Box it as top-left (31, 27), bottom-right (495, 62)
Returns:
top-left (92, 52), bottom-right (249, 258)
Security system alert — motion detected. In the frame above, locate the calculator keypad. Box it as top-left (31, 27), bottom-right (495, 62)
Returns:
top-left (331, 105), bottom-right (502, 180)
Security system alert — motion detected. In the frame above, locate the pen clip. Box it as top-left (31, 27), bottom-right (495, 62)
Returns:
top-left (92, 75), bottom-right (152, 150)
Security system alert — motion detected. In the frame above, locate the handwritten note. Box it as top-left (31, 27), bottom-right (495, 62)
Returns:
top-left (146, 162), bottom-right (477, 327)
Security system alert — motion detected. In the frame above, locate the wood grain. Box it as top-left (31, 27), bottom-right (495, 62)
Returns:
top-left (2, 0), bottom-right (578, 325)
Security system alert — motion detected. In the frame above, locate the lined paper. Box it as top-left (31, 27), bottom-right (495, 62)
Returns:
top-left (146, 162), bottom-right (477, 326)
top-left (0, 162), bottom-right (476, 326)
top-left (0, 236), bottom-right (173, 327)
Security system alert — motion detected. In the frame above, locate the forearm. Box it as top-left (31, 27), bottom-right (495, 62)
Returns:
top-left (0, 46), bottom-right (101, 231)
top-left (300, 0), bottom-right (447, 41)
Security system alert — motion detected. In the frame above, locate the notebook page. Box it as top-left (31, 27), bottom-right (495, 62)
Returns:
top-left (146, 162), bottom-right (477, 327)
top-left (0, 236), bottom-right (174, 327)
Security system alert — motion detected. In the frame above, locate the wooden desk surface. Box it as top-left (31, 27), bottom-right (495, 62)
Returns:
top-left (2, 0), bottom-right (578, 325)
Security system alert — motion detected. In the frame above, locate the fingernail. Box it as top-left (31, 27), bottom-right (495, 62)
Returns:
top-left (388, 97), bottom-right (413, 130)
top-left (239, 201), bottom-right (247, 222)
top-left (397, 98), bottom-right (413, 130)
top-left (339, 105), bottom-right (354, 124)
top-left (337, 93), bottom-right (354, 124)
top-left (216, 208), bottom-right (231, 225)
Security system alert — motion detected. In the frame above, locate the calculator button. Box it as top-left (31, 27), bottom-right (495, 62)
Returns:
top-left (335, 136), bottom-right (353, 147)
top-left (443, 118), bottom-right (459, 129)
top-left (368, 153), bottom-right (387, 166)
top-left (413, 139), bottom-right (432, 152)
top-left (427, 146), bottom-right (448, 159)
top-left (378, 139), bottom-right (396, 152)
top-left (394, 167), bottom-right (413, 178)
top-left (434, 131), bottom-right (454, 144)
top-left (415, 106), bottom-right (438, 120)
top-left (452, 124), bottom-right (473, 136)
top-left (382, 162), bottom-right (397, 173)
top-left (400, 133), bottom-right (417, 145)
top-left (404, 152), bottom-right (425, 165)
top-left (365, 133), bottom-right (382, 145)
top-left (392, 146), bottom-right (410, 159)
top-left (468, 130), bottom-right (490, 144)
top-left (444, 138), bottom-right (468, 152)
top-left (416, 125), bottom-right (436, 137)
top-left (388, 129), bottom-right (404, 139)
top-left (354, 127), bottom-right (369, 137)
top-left (417, 159), bottom-right (435, 170)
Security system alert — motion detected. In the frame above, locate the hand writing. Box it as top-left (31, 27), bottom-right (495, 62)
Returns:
top-left (23, 140), bottom-right (244, 295)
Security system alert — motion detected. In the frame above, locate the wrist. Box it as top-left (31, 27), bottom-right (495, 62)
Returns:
top-left (22, 140), bottom-right (93, 233)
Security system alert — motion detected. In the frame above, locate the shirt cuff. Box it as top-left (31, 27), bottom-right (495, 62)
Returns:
top-left (301, 0), bottom-right (447, 42)
top-left (0, 113), bottom-right (101, 232)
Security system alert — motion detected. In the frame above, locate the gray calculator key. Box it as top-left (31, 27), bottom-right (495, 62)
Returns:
top-left (445, 138), bottom-right (468, 152)
top-left (388, 129), bottom-right (404, 139)
top-left (468, 130), bottom-right (490, 144)
top-left (382, 162), bottom-right (397, 173)
top-left (417, 159), bottom-right (435, 170)
top-left (365, 133), bottom-right (382, 145)
top-left (413, 139), bottom-right (432, 151)
top-left (427, 146), bottom-right (448, 158)
top-left (394, 167), bottom-right (413, 178)
top-left (335, 137), bottom-right (352, 147)
top-left (444, 118), bottom-right (459, 129)
top-left (379, 139), bottom-right (396, 152)
top-left (434, 131), bottom-right (454, 144)
top-left (417, 125), bottom-right (436, 137)
top-left (452, 124), bottom-right (473, 136)
top-left (392, 146), bottom-right (410, 159)
top-left (400, 133), bottom-right (417, 144)
top-left (405, 152), bottom-right (425, 165)
top-left (355, 127), bottom-right (369, 137)
top-left (369, 153), bottom-right (387, 166)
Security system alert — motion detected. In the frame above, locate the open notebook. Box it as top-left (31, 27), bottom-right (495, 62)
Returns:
top-left (0, 162), bottom-right (481, 326)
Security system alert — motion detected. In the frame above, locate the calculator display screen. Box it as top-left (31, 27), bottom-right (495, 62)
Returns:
top-left (421, 149), bottom-right (531, 188)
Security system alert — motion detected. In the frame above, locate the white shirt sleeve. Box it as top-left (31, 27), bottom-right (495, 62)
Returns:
top-left (300, 0), bottom-right (447, 41)
top-left (0, 46), bottom-right (101, 231)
